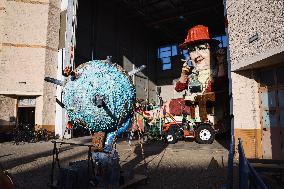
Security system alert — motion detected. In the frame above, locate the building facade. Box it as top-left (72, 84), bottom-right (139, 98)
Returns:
top-left (226, 0), bottom-right (284, 159)
top-left (0, 0), bottom-right (60, 133)
top-left (55, 0), bottom-right (77, 138)
top-left (1, 0), bottom-right (283, 156)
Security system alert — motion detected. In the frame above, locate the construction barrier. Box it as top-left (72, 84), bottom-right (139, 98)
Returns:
top-left (238, 138), bottom-right (268, 189)
top-left (225, 137), bottom-right (268, 189)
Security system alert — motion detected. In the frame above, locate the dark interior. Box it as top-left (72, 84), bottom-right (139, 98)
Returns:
top-left (74, 0), bottom-right (229, 144)
top-left (17, 107), bottom-right (35, 126)
top-left (75, 0), bottom-right (225, 71)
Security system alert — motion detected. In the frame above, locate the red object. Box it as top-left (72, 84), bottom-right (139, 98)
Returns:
top-left (205, 80), bottom-right (212, 92)
top-left (163, 122), bottom-right (181, 132)
top-left (180, 25), bottom-right (219, 49)
top-left (142, 111), bottom-right (150, 117)
top-left (70, 47), bottom-right (74, 62)
top-left (183, 129), bottom-right (195, 138)
top-left (175, 80), bottom-right (214, 93)
top-left (0, 171), bottom-right (15, 189)
top-left (168, 98), bottom-right (191, 116)
top-left (67, 121), bottom-right (72, 129)
top-left (175, 81), bottom-right (188, 92)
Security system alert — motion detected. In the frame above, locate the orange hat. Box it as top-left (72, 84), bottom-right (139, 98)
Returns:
top-left (180, 25), bottom-right (219, 49)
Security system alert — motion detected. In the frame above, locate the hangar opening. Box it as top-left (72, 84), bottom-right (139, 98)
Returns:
top-left (67, 0), bottom-right (230, 144)
top-left (75, 0), bottom-right (226, 99)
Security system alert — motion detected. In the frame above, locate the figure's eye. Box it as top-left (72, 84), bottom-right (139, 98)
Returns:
top-left (198, 46), bottom-right (209, 50)
top-left (188, 47), bottom-right (195, 53)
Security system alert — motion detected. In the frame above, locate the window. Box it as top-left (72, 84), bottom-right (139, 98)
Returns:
top-left (277, 66), bottom-right (284, 85)
top-left (213, 35), bottom-right (228, 48)
top-left (182, 49), bottom-right (189, 60)
top-left (259, 69), bottom-right (275, 87)
top-left (157, 45), bottom-right (178, 70)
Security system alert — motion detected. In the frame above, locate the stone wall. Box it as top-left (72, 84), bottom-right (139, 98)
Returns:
top-left (42, 49), bottom-right (58, 130)
top-left (0, 95), bottom-right (16, 132)
top-left (0, 47), bottom-right (46, 94)
top-left (231, 70), bottom-right (262, 158)
top-left (0, 0), bottom-right (60, 132)
top-left (231, 70), bottom-right (260, 130)
top-left (226, 0), bottom-right (284, 70)
top-left (41, 2), bottom-right (60, 131)
top-left (226, 0), bottom-right (284, 158)
top-left (0, 0), bottom-right (49, 94)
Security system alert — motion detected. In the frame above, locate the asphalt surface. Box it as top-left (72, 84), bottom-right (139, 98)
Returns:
top-left (0, 136), bottom-right (230, 189)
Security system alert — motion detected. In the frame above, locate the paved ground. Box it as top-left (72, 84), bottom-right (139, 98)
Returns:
top-left (0, 136), bottom-right (230, 189)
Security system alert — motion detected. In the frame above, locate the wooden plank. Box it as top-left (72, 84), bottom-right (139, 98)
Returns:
top-left (251, 163), bottom-right (284, 172)
top-left (249, 159), bottom-right (284, 164)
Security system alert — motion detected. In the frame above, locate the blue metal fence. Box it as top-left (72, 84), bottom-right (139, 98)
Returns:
top-left (225, 137), bottom-right (268, 189)
top-left (238, 138), bottom-right (268, 189)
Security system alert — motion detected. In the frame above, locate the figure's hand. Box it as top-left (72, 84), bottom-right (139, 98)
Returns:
top-left (179, 74), bottom-right (188, 83)
top-left (181, 60), bottom-right (192, 75)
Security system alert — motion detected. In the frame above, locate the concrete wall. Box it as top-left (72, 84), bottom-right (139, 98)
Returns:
top-left (226, 0), bottom-right (284, 71)
top-left (156, 55), bottom-right (184, 102)
top-left (42, 2), bottom-right (60, 130)
top-left (231, 70), bottom-right (262, 158)
top-left (232, 70), bottom-right (260, 130)
top-left (0, 95), bottom-right (17, 132)
top-left (0, 0), bottom-right (49, 95)
top-left (0, 0), bottom-right (60, 132)
top-left (226, 0), bottom-right (284, 158)
top-left (75, 0), bottom-right (157, 101)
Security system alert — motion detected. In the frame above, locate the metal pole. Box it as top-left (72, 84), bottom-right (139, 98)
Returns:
top-left (50, 142), bottom-right (56, 185)
top-left (238, 138), bottom-right (248, 189)
top-left (227, 135), bottom-right (234, 189)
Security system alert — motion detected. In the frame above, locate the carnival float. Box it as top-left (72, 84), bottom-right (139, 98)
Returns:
top-left (45, 57), bottom-right (147, 188)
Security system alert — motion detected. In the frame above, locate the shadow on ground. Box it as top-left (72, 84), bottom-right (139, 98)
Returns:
top-left (125, 147), bottom-right (229, 189)
top-left (1, 145), bottom-right (76, 170)
top-left (0, 137), bottom-right (232, 189)
top-left (215, 132), bottom-right (230, 150)
top-left (1, 146), bottom-right (90, 189)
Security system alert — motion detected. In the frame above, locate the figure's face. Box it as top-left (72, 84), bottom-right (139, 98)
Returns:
top-left (188, 43), bottom-right (210, 70)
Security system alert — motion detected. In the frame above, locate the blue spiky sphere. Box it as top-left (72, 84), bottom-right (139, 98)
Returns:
top-left (62, 60), bottom-right (136, 132)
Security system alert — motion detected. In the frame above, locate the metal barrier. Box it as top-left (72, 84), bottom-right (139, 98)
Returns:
top-left (49, 141), bottom-right (97, 186)
top-left (238, 138), bottom-right (268, 189)
top-left (226, 135), bottom-right (235, 189)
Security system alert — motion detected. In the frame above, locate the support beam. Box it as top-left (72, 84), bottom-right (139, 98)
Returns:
top-left (147, 5), bottom-right (217, 26)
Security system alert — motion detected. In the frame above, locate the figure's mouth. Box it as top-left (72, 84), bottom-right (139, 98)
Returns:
top-left (195, 56), bottom-right (204, 64)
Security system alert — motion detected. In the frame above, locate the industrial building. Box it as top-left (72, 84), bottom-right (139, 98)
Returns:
top-left (0, 0), bottom-right (60, 133)
top-left (226, 0), bottom-right (284, 159)
top-left (0, 0), bottom-right (226, 135)
top-left (0, 0), bottom-right (283, 160)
